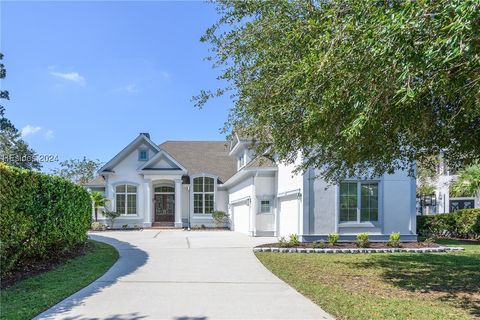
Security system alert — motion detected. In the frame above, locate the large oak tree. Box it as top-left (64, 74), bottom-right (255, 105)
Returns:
top-left (197, 0), bottom-right (480, 182)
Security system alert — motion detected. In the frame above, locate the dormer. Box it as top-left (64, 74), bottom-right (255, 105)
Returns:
top-left (229, 132), bottom-right (253, 171)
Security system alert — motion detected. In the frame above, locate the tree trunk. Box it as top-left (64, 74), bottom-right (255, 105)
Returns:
top-left (95, 207), bottom-right (98, 222)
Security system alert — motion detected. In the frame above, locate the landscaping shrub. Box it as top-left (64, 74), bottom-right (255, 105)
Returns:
top-left (0, 163), bottom-right (91, 278)
top-left (288, 234), bottom-right (300, 246)
top-left (356, 233), bottom-right (370, 248)
top-left (327, 233), bottom-right (339, 246)
top-left (387, 232), bottom-right (401, 247)
top-left (278, 236), bottom-right (291, 248)
top-left (313, 240), bottom-right (326, 249)
top-left (417, 209), bottom-right (480, 239)
top-left (212, 210), bottom-right (229, 228)
top-left (90, 221), bottom-right (104, 231)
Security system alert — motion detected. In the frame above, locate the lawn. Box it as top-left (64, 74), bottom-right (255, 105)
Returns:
top-left (256, 239), bottom-right (480, 320)
top-left (0, 240), bottom-right (118, 320)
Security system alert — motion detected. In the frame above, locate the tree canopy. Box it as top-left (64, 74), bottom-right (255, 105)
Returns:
top-left (0, 53), bottom-right (41, 170)
top-left (52, 157), bottom-right (103, 185)
top-left (197, 0), bottom-right (480, 182)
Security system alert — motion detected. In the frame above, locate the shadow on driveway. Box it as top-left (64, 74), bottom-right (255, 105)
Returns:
top-left (34, 234), bottom-right (149, 320)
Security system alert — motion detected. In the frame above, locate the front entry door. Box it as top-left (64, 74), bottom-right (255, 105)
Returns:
top-left (154, 194), bottom-right (175, 222)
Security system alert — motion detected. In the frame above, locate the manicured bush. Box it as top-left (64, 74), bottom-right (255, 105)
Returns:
top-left (327, 233), bottom-right (339, 246)
top-left (212, 210), bottom-right (229, 228)
top-left (356, 233), bottom-right (370, 248)
top-left (0, 163), bottom-right (91, 278)
top-left (278, 236), bottom-right (291, 248)
top-left (417, 209), bottom-right (480, 239)
top-left (387, 232), bottom-right (401, 247)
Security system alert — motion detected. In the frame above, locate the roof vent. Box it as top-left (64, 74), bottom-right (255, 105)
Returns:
top-left (140, 132), bottom-right (150, 139)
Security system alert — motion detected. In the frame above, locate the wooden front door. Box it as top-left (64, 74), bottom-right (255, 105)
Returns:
top-left (154, 194), bottom-right (175, 222)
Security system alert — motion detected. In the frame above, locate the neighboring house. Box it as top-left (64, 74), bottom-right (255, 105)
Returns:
top-left (84, 132), bottom-right (417, 241)
top-left (417, 161), bottom-right (479, 215)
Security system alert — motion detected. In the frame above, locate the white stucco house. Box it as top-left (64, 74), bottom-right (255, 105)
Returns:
top-left (86, 132), bottom-right (417, 241)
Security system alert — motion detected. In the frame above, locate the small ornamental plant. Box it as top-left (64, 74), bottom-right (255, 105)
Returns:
top-left (289, 234), bottom-right (300, 246)
top-left (278, 237), bottom-right (291, 248)
top-left (387, 232), bottom-right (401, 247)
top-left (327, 233), bottom-right (339, 246)
top-left (313, 240), bottom-right (326, 249)
top-left (356, 233), bottom-right (370, 248)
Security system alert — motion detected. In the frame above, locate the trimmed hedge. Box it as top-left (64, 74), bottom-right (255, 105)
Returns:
top-left (0, 163), bottom-right (91, 277)
top-left (417, 208), bottom-right (480, 239)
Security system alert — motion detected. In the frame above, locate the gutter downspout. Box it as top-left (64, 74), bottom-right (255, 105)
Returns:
top-left (187, 185), bottom-right (191, 231)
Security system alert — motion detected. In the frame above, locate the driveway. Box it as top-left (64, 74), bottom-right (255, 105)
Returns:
top-left (36, 230), bottom-right (333, 320)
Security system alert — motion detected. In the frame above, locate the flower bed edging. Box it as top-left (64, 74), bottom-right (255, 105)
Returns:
top-left (253, 246), bottom-right (464, 254)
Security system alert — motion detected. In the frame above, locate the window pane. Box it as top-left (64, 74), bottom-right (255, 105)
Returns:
top-left (339, 182), bottom-right (357, 222)
top-left (205, 194), bottom-right (214, 214)
top-left (116, 194), bottom-right (125, 214)
top-left (361, 183), bottom-right (379, 222)
top-left (127, 194), bottom-right (136, 214)
top-left (193, 177), bottom-right (203, 192)
top-left (260, 200), bottom-right (270, 213)
top-left (194, 193), bottom-right (203, 214)
top-left (155, 186), bottom-right (174, 193)
top-left (204, 177), bottom-right (214, 192)
top-left (127, 185), bottom-right (137, 193)
top-left (116, 184), bottom-right (126, 193)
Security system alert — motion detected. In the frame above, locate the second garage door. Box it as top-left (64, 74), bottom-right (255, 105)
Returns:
top-left (232, 202), bottom-right (250, 235)
top-left (278, 195), bottom-right (300, 237)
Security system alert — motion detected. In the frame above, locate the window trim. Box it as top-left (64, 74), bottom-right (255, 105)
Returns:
top-left (138, 148), bottom-right (149, 161)
top-left (338, 180), bottom-right (381, 225)
top-left (191, 173), bottom-right (217, 215)
top-left (113, 182), bottom-right (139, 216)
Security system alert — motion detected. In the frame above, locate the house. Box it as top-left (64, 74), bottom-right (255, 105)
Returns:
top-left (417, 158), bottom-right (479, 215)
top-left (85, 133), bottom-right (417, 241)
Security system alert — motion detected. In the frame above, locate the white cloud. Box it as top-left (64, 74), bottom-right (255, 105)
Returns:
top-left (50, 71), bottom-right (86, 86)
top-left (111, 83), bottom-right (140, 94)
top-left (125, 83), bottom-right (139, 93)
top-left (161, 71), bottom-right (171, 80)
top-left (44, 130), bottom-right (54, 140)
top-left (21, 125), bottom-right (42, 138)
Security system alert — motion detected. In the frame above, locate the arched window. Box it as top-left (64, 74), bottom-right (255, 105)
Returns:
top-left (193, 176), bottom-right (215, 214)
top-left (116, 184), bottom-right (137, 215)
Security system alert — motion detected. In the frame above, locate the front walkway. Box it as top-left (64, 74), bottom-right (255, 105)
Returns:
top-left (35, 230), bottom-right (333, 320)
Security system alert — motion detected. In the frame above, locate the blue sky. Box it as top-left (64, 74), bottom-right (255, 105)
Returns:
top-left (1, 1), bottom-right (230, 172)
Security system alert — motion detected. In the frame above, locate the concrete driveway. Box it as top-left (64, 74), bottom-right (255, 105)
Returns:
top-left (36, 230), bottom-right (333, 320)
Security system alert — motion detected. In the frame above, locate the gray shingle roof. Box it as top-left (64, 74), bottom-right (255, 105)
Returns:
top-left (245, 155), bottom-right (277, 168)
top-left (159, 141), bottom-right (237, 184)
top-left (83, 175), bottom-right (105, 186)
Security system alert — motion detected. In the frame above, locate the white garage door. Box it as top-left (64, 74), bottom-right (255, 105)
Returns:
top-left (278, 196), bottom-right (299, 237)
top-left (232, 202), bottom-right (250, 235)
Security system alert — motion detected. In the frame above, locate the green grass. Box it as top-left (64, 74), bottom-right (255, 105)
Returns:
top-left (0, 240), bottom-right (118, 320)
top-left (256, 239), bottom-right (480, 320)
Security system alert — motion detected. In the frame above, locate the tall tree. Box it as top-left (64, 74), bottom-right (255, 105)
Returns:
top-left (0, 53), bottom-right (41, 170)
top-left (52, 157), bottom-right (102, 185)
top-left (451, 163), bottom-right (480, 197)
top-left (197, 0), bottom-right (480, 182)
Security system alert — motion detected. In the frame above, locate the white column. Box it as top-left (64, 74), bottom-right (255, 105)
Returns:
top-left (251, 176), bottom-right (257, 237)
top-left (174, 179), bottom-right (183, 228)
top-left (144, 181), bottom-right (152, 226)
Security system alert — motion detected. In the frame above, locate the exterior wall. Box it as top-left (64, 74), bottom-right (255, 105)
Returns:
top-left (100, 143), bottom-right (153, 227)
top-left (303, 169), bottom-right (417, 242)
top-left (255, 175), bottom-right (275, 235)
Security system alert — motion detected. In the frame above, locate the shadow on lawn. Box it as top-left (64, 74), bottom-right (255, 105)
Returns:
top-left (354, 250), bottom-right (480, 317)
top-left (34, 234), bottom-right (149, 320)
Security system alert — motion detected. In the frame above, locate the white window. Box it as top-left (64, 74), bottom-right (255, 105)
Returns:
top-left (193, 176), bottom-right (215, 214)
top-left (238, 153), bottom-right (246, 169)
top-left (339, 181), bottom-right (378, 223)
top-left (260, 200), bottom-right (271, 213)
top-left (116, 184), bottom-right (137, 215)
top-left (138, 149), bottom-right (148, 161)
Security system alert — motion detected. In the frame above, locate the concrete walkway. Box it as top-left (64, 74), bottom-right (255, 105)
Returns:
top-left (36, 230), bottom-right (333, 320)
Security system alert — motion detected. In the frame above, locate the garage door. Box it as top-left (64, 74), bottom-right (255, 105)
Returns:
top-left (232, 202), bottom-right (250, 235)
top-left (278, 196), bottom-right (299, 237)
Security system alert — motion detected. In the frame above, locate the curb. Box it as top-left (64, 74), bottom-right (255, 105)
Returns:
top-left (253, 246), bottom-right (464, 254)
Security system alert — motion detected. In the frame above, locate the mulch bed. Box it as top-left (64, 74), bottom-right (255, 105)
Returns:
top-left (1, 242), bottom-right (93, 289)
top-left (256, 241), bottom-right (441, 249)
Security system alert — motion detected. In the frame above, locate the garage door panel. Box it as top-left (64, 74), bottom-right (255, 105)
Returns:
top-left (232, 203), bottom-right (250, 235)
